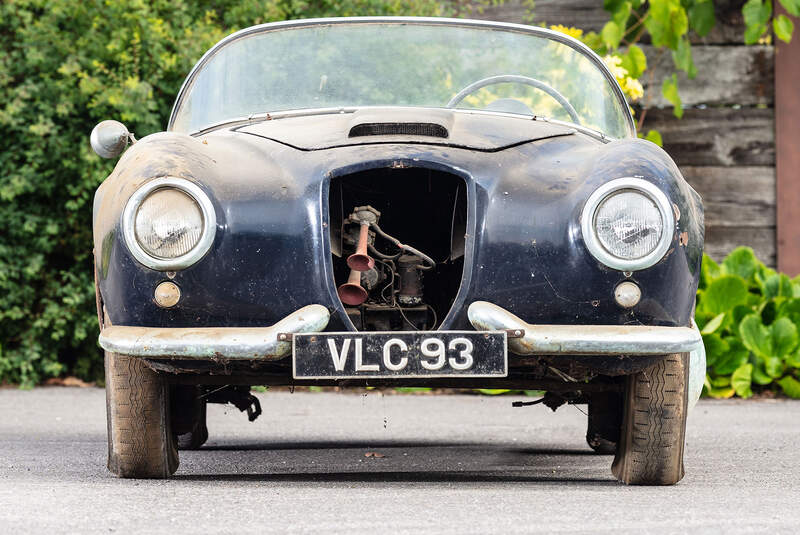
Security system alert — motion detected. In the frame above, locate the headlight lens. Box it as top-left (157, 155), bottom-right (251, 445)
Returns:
top-left (580, 177), bottom-right (674, 272)
top-left (594, 190), bottom-right (664, 260)
top-left (134, 188), bottom-right (204, 259)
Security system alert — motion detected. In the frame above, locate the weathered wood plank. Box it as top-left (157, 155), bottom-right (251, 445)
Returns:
top-left (642, 108), bottom-right (774, 167)
top-left (641, 45), bottom-right (774, 107)
top-left (705, 226), bottom-right (776, 266)
top-left (478, 0), bottom-right (748, 45)
top-left (681, 166), bottom-right (775, 228)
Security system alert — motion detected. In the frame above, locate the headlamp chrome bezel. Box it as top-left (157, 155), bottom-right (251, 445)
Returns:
top-left (122, 177), bottom-right (217, 271)
top-left (580, 177), bottom-right (674, 271)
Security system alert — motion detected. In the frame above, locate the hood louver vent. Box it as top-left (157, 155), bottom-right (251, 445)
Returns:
top-left (348, 122), bottom-right (449, 138)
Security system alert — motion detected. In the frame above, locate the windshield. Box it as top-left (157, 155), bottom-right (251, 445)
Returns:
top-left (170, 18), bottom-right (634, 138)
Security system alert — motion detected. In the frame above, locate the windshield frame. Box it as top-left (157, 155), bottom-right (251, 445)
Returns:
top-left (167, 17), bottom-right (636, 138)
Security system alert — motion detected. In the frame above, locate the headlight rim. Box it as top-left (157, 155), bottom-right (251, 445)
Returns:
top-left (580, 177), bottom-right (674, 271)
top-left (122, 177), bottom-right (217, 271)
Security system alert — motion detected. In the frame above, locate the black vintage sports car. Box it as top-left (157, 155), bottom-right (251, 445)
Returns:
top-left (91, 17), bottom-right (706, 484)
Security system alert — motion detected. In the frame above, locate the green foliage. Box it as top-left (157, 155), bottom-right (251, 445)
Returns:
top-left (589, 0), bottom-right (799, 135)
top-left (697, 248), bottom-right (800, 399)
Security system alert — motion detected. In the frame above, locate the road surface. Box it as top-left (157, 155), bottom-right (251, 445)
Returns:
top-left (1, 387), bottom-right (798, 533)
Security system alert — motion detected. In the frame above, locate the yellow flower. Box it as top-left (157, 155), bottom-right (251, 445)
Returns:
top-left (603, 55), bottom-right (643, 103)
top-left (549, 25), bottom-right (584, 40)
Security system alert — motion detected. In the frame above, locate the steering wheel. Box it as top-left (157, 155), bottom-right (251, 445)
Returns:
top-left (447, 74), bottom-right (581, 125)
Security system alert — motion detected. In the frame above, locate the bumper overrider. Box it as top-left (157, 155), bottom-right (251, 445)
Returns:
top-left (98, 301), bottom-right (701, 360)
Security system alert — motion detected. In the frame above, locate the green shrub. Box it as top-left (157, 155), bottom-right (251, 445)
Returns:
top-left (697, 248), bottom-right (800, 399)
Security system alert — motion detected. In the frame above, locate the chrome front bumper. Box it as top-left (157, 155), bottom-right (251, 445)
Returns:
top-left (98, 304), bottom-right (330, 360)
top-left (467, 301), bottom-right (702, 356)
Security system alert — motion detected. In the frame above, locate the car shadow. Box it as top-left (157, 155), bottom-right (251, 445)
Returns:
top-left (175, 439), bottom-right (617, 485)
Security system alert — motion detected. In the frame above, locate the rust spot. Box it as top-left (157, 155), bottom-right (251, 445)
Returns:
top-left (679, 231), bottom-right (689, 247)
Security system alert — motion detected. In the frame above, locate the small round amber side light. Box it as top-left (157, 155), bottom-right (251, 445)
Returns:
top-left (614, 281), bottom-right (641, 308)
top-left (154, 281), bottom-right (181, 308)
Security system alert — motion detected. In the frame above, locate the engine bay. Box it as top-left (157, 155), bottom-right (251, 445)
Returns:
top-left (329, 167), bottom-right (467, 331)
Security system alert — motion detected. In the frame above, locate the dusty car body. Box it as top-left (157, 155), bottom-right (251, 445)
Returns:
top-left (92, 17), bottom-right (705, 484)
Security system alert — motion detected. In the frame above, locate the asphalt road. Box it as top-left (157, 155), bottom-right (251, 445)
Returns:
top-left (0, 388), bottom-right (798, 534)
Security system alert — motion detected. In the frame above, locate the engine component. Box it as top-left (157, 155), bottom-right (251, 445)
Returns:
top-left (347, 222), bottom-right (375, 271)
top-left (398, 254), bottom-right (424, 306)
top-left (338, 269), bottom-right (369, 305)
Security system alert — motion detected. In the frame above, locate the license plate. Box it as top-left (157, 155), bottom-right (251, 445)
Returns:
top-left (292, 331), bottom-right (507, 379)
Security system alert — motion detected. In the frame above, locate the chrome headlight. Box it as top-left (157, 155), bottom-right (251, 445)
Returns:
top-left (122, 177), bottom-right (216, 271)
top-left (581, 178), bottom-right (674, 271)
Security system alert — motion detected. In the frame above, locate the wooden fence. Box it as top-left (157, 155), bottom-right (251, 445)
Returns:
top-left (478, 0), bottom-right (777, 265)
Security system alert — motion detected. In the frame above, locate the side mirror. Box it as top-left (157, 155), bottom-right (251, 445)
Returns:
top-left (90, 120), bottom-right (132, 159)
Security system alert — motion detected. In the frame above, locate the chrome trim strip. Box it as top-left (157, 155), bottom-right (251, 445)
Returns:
top-left (98, 304), bottom-right (331, 360)
top-left (467, 301), bottom-right (701, 356)
top-left (580, 177), bottom-right (675, 272)
top-left (121, 177), bottom-right (217, 271)
top-left (167, 16), bottom-right (635, 137)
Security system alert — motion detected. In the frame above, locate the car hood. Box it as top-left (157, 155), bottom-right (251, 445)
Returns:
top-left (234, 108), bottom-right (577, 151)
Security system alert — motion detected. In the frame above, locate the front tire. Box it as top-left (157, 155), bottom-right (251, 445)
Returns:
top-left (105, 351), bottom-right (179, 478)
top-left (611, 353), bottom-right (689, 485)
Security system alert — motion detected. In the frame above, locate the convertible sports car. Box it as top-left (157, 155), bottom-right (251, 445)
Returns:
top-left (91, 17), bottom-right (705, 484)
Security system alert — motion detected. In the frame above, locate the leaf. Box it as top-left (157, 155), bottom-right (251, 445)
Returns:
top-left (777, 375), bottom-right (800, 398)
top-left (771, 317), bottom-right (798, 359)
top-left (780, 0), bottom-right (800, 17)
top-left (705, 385), bottom-right (735, 399)
top-left (646, 0), bottom-right (689, 49)
top-left (612, 2), bottom-right (633, 28)
top-left (621, 44), bottom-right (647, 78)
top-left (702, 333), bottom-right (729, 367)
top-left (639, 129), bottom-right (663, 146)
top-left (740, 314), bottom-right (798, 368)
top-left (722, 247), bottom-right (759, 281)
top-left (744, 22), bottom-right (768, 44)
top-left (778, 299), bottom-right (800, 326)
top-left (740, 314), bottom-right (772, 358)
top-left (700, 253), bottom-right (722, 289)
top-left (743, 0), bottom-right (772, 43)
top-left (701, 275), bottom-right (749, 315)
top-left (662, 74), bottom-right (683, 118)
top-left (714, 338), bottom-right (750, 375)
top-left (711, 375), bottom-right (731, 388)
top-left (774, 14), bottom-right (794, 42)
top-left (672, 37), bottom-right (697, 78)
top-left (752, 362), bottom-right (774, 385)
top-left (764, 355), bottom-right (784, 378)
top-left (601, 21), bottom-right (624, 49)
top-left (743, 0), bottom-right (773, 26)
top-left (689, 0), bottom-right (716, 36)
top-left (763, 273), bottom-right (794, 300)
top-left (731, 363), bottom-right (754, 398)
top-left (701, 313), bottom-right (725, 334)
